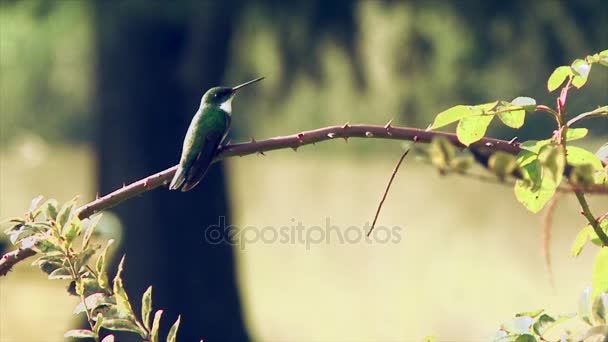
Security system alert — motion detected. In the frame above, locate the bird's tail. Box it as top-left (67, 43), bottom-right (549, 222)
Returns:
top-left (169, 165), bottom-right (186, 190)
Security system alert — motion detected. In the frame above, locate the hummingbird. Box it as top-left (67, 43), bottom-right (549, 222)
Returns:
top-left (169, 77), bottom-right (264, 191)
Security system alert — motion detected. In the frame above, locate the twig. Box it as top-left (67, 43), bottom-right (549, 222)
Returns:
top-left (367, 138), bottom-right (416, 237)
top-left (574, 191), bottom-right (608, 247)
top-left (0, 123), bottom-right (606, 275)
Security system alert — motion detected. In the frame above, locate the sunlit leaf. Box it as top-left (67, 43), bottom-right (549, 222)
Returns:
top-left (29, 195), bottom-right (44, 215)
top-left (567, 146), bottom-right (603, 171)
top-left (592, 292), bottom-right (607, 325)
top-left (93, 313), bottom-right (104, 336)
top-left (102, 318), bottom-right (144, 336)
top-left (150, 310), bottom-right (163, 342)
top-left (596, 143), bottom-right (608, 165)
top-left (516, 309), bottom-right (544, 318)
top-left (511, 97), bottom-right (536, 112)
top-left (63, 218), bottom-right (83, 245)
top-left (64, 329), bottom-right (95, 338)
top-left (571, 59), bottom-right (591, 88)
top-left (101, 335), bottom-right (114, 342)
top-left (44, 199), bottom-right (59, 221)
top-left (514, 334), bottom-right (537, 342)
top-left (514, 153), bottom-right (557, 213)
top-left (456, 114), bottom-right (493, 146)
top-left (57, 200), bottom-right (76, 231)
top-left (539, 144), bottom-right (565, 185)
top-left (532, 313), bottom-right (573, 336)
top-left (565, 128), bottom-right (588, 141)
top-left (167, 315), bottom-right (181, 342)
top-left (571, 225), bottom-right (596, 257)
top-left (142, 286), bottom-right (153, 331)
top-left (547, 66), bottom-right (572, 92)
top-left (83, 214), bottom-right (102, 250)
top-left (501, 316), bottom-right (533, 334)
top-left (96, 239), bottom-right (114, 291)
top-left (431, 105), bottom-right (475, 129)
top-left (520, 139), bottom-right (552, 154)
top-left (113, 255), bottom-right (134, 316)
top-left (429, 136), bottom-right (455, 172)
top-left (73, 293), bottom-right (116, 315)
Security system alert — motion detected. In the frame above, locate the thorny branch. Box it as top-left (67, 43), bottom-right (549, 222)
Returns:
top-left (0, 123), bottom-right (606, 275)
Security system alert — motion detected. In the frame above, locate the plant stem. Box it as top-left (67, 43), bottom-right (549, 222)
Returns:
top-left (574, 191), bottom-right (608, 247)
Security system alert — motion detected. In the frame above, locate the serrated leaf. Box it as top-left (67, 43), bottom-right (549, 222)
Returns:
top-left (64, 329), bottom-right (95, 338)
top-left (150, 310), bottom-right (163, 342)
top-left (83, 214), bottom-right (102, 250)
top-left (456, 114), bottom-right (493, 146)
top-left (101, 335), bottom-right (114, 342)
top-left (57, 200), bottom-right (76, 231)
top-left (566, 128), bottom-right (588, 141)
top-left (142, 286), bottom-right (153, 331)
top-left (75, 246), bottom-right (100, 274)
top-left (167, 315), bottom-right (181, 342)
top-left (567, 146), bottom-right (603, 171)
top-left (592, 248), bottom-right (608, 299)
top-left (113, 255), bottom-right (134, 315)
top-left (547, 66), bottom-right (572, 92)
top-left (431, 105), bottom-right (475, 129)
top-left (49, 267), bottom-right (72, 280)
top-left (96, 239), bottom-right (114, 290)
top-left (531, 313), bottom-right (573, 336)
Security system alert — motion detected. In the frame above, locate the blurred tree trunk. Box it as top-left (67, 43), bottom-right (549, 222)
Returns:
top-left (92, 1), bottom-right (248, 341)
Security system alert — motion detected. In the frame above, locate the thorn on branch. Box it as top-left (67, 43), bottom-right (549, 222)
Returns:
top-left (508, 137), bottom-right (518, 145)
top-left (297, 133), bottom-right (305, 144)
top-left (485, 142), bottom-right (494, 147)
top-left (384, 119), bottom-right (393, 129)
top-left (327, 133), bottom-right (336, 138)
top-left (342, 122), bottom-right (350, 129)
top-left (365, 132), bottom-right (374, 137)
top-left (257, 151), bottom-right (266, 156)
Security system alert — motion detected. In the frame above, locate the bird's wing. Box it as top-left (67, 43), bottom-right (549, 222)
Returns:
top-left (180, 129), bottom-right (223, 192)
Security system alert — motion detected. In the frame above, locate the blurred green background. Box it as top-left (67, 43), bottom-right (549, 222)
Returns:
top-left (1, 1), bottom-right (607, 341)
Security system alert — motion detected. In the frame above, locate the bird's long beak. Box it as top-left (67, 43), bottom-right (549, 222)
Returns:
top-left (232, 77), bottom-right (264, 91)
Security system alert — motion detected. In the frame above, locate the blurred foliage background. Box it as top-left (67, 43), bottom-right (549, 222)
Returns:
top-left (0, 0), bottom-right (607, 341)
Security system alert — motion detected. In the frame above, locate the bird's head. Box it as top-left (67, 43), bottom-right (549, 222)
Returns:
top-left (201, 77), bottom-right (264, 113)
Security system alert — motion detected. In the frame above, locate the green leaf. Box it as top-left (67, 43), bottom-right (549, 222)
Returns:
top-left (514, 334), bottom-right (537, 342)
top-left (565, 128), bottom-right (588, 141)
top-left (488, 151), bottom-right (518, 180)
top-left (520, 139), bottom-right (552, 154)
top-left (167, 315), bottom-right (181, 342)
top-left (539, 144), bottom-right (565, 185)
top-left (592, 293), bottom-right (607, 325)
top-left (429, 136), bottom-right (456, 172)
top-left (514, 152), bottom-right (558, 213)
top-left (142, 286), bottom-right (153, 331)
top-left (511, 96), bottom-right (536, 112)
top-left (113, 255), bottom-right (134, 315)
top-left (150, 310), bottom-right (163, 342)
top-left (567, 146), bottom-right (603, 171)
top-left (431, 105), bottom-right (474, 129)
top-left (48, 267), bottom-right (73, 280)
top-left (82, 214), bottom-right (102, 250)
top-left (64, 329), bottom-right (95, 339)
top-left (532, 313), bottom-right (573, 336)
top-left (569, 164), bottom-right (596, 188)
top-left (57, 200), bottom-right (76, 231)
top-left (571, 59), bottom-right (591, 88)
top-left (96, 239), bottom-right (114, 291)
top-left (592, 247), bottom-right (608, 299)
top-left (596, 143), bottom-right (608, 165)
top-left (44, 199), bottom-right (59, 221)
top-left (571, 225), bottom-right (596, 257)
top-left (498, 109), bottom-right (525, 129)
top-left (456, 114), bottom-right (494, 146)
top-left (547, 66), bottom-right (572, 92)
top-left (63, 218), bottom-right (83, 245)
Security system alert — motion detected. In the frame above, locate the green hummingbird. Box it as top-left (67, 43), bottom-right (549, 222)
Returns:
top-left (169, 77), bottom-right (264, 191)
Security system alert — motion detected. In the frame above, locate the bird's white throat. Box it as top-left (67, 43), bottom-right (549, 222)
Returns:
top-left (220, 98), bottom-right (233, 114)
